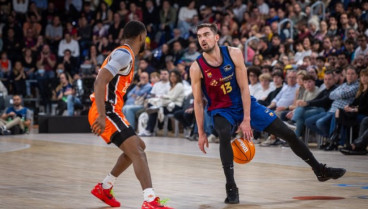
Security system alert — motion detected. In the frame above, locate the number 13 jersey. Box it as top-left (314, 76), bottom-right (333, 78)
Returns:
top-left (196, 46), bottom-right (242, 111)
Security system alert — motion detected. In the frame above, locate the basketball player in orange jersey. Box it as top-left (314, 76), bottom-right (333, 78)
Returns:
top-left (190, 23), bottom-right (346, 204)
top-left (89, 20), bottom-right (174, 209)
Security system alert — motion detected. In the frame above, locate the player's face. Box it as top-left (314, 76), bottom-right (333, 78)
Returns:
top-left (197, 27), bottom-right (219, 53)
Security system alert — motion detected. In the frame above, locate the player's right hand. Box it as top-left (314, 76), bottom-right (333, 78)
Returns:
top-left (91, 115), bottom-right (106, 136)
top-left (198, 133), bottom-right (209, 154)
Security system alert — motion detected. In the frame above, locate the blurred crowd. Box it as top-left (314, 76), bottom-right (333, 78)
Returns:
top-left (0, 0), bottom-right (367, 153)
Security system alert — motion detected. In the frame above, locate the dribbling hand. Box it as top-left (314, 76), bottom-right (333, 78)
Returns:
top-left (198, 133), bottom-right (209, 154)
top-left (91, 115), bottom-right (106, 136)
top-left (238, 120), bottom-right (253, 141)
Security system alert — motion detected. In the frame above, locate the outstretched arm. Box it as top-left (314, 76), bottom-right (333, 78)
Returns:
top-left (190, 61), bottom-right (208, 154)
top-left (229, 47), bottom-right (253, 140)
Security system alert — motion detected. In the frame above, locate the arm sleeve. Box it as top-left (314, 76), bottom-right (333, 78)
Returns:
top-left (104, 49), bottom-right (132, 77)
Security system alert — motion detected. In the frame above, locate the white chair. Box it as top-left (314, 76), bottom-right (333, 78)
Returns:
top-left (163, 114), bottom-right (179, 137)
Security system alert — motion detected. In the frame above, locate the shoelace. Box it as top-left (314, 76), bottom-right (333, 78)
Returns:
top-left (157, 198), bottom-right (169, 206)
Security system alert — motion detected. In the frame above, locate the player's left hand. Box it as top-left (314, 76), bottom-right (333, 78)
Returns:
top-left (238, 120), bottom-right (253, 141)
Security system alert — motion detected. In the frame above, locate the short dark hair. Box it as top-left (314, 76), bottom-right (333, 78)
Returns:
top-left (272, 70), bottom-right (284, 79)
top-left (122, 20), bottom-right (146, 39)
top-left (302, 74), bottom-right (315, 81)
top-left (196, 23), bottom-right (218, 34)
top-left (247, 66), bottom-right (261, 77)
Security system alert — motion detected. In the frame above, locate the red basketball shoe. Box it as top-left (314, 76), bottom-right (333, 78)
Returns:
top-left (142, 197), bottom-right (174, 209)
top-left (91, 183), bottom-right (121, 207)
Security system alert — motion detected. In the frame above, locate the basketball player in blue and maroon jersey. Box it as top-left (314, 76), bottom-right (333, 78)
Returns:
top-left (190, 23), bottom-right (346, 204)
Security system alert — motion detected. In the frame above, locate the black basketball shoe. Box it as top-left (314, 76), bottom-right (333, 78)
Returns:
top-left (313, 164), bottom-right (346, 182)
top-left (224, 184), bottom-right (239, 204)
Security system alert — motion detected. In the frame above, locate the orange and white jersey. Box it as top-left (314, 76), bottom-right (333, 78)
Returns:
top-left (91, 44), bottom-right (135, 111)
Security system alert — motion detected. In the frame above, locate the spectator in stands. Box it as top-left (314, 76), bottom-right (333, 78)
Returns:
top-left (78, 16), bottom-right (92, 56)
top-left (22, 13), bottom-right (41, 39)
top-left (108, 13), bottom-right (124, 46)
top-left (62, 49), bottom-right (78, 76)
top-left (41, 1), bottom-right (59, 27)
top-left (126, 2), bottom-right (143, 22)
top-left (10, 60), bottom-right (26, 97)
top-left (182, 42), bottom-right (200, 63)
top-left (12, 0), bottom-right (29, 16)
top-left (291, 71), bottom-right (337, 138)
top-left (143, 0), bottom-right (159, 26)
top-left (138, 59), bottom-right (155, 76)
top-left (53, 72), bottom-right (80, 116)
top-left (171, 41), bottom-right (184, 65)
top-left (140, 70), bottom-right (184, 136)
top-left (98, 36), bottom-right (112, 58)
top-left (320, 36), bottom-right (334, 57)
top-left (266, 70), bottom-right (298, 125)
top-left (219, 25), bottom-right (232, 46)
top-left (340, 116), bottom-right (368, 155)
top-left (174, 93), bottom-right (194, 138)
top-left (0, 52), bottom-right (11, 89)
top-left (232, 0), bottom-right (247, 22)
top-left (329, 69), bottom-right (368, 149)
top-left (353, 34), bottom-right (368, 60)
top-left (122, 72), bottom-right (151, 130)
top-left (58, 32), bottom-right (80, 60)
top-left (36, 44), bottom-right (56, 78)
top-left (81, 45), bottom-right (103, 76)
top-left (165, 56), bottom-right (176, 72)
top-left (254, 73), bottom-right (274, 101)
top-left (262, 70), bottom-right (298, 147)
top-left (22, 48), bottom-right (36, 79)
top-left (305, 66), bottom-right (359, 140)
top-left (283, 70), bottom-right (308, 121)
top-left (80, 2), bottom-right (95, 25)
top-left (248, 66), bottom-right (262, 97)
top-left (178, 1), bottom-right (197, 36)
top-left (159, 0), bottom-right (176, 30)
top-left (0, 95), bottom-right (31, 135)
top-left (259, 70), bottom-right (284, 106)
top-left (3, 27), bottom-right (23, 62)
top-left (45, 15), bottom-right (63, 52)
top-left (257, 0), bottom-right (269, 15)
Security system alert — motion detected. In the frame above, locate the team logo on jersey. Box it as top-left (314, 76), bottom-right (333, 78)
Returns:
top-left (210, 79), bottom-right (218, 86)
top-left (224, 64), bottom-right (232, 72)
top-left (207, 72), bottom-right (212, 78)
top-left (269, 112), bottom-right (274, 117)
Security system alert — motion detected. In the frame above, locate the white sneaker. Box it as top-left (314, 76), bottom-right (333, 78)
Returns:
top-left (260, 136), bottom-right (276, 147)
top-left (208, 134), bottom-right (219, 143)
top-left (138, 130), bottom-right (152, 137)
top-left (183, 128), bottom-right (192, 138)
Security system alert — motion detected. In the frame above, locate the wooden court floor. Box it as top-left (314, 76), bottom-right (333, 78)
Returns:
top-left (0, 133), bottom-right (367, 209)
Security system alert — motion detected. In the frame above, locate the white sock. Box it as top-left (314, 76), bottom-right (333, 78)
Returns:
top-left (143, 188), bottom-right (156, 202)
top-left (102, 173), bottom-right (117, 189)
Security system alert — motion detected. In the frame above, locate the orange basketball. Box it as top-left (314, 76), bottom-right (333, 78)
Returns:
top-left (231, 138), bottom-right (256, 164)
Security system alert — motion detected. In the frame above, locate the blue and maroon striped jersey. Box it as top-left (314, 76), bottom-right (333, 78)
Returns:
top-left (196, 46), bottom-right (242, 111)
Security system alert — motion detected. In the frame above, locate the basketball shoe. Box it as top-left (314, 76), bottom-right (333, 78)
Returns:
top-left (142, 197), bottom-right (174, 209)
top-left (313, 164), bottom-right (346, 182)
top-left (224, 184), bottom-right (239, 204)
top-left (91, 183), bottom-right (121, 207)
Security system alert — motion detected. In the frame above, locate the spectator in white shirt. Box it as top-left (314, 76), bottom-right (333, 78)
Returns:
top-left (353, 34), bottom-right (368, 60)
top-left (177, 1), bottom-right (197, 36)
top-left (232, 0), bottom-right (247, 22)
top-left (248, 66), bottom-right (262, 96)
top-left (257, 0), bottom-right (269, 15)
top-left (58, 32), bottom-right (80, 59)
top-left (254, 73), bottom-right (275, 101)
